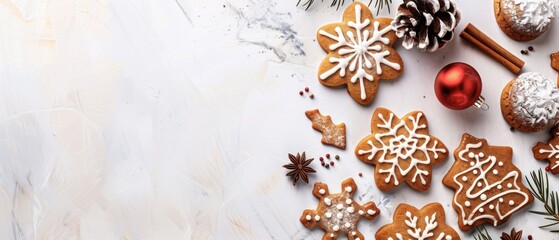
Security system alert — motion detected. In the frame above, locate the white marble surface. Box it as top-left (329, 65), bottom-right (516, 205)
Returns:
top-left (1, 0), bottom-right (559, 239)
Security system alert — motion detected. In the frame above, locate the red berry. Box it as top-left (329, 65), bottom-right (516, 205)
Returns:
top-left (321, 162), bottom-right (325, 166)
top-left (305, 87), bottom-right (309, 92)
top-left (528, 235), bottom-right (533, 240)
top-left (319, 157), bottom-right (324, 161)
top-left (359, 172), bottom-right (363, 177)
top-left (299, 91), bottom-right (303, 96)
top-left (326, 154), bottom-right (330, 158)
top-left (528, 46), bottom-right (534, 51)
top-left (330, 161), bottom-right (334, 166)
top-left (546, 166), bottom-right (551, 172)
top-left (309, 94), bottom-right (315, 99)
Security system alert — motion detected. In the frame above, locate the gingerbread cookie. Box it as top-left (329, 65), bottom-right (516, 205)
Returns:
top-left (500, 72), bottom-right (559, 132)
top-left (300, 178), bottom-right (380, 240)
top-left (305, 109), bottom-right (346, 149)
top-left (533, 125), bottom-right (559, 175)
top-left (355, 108), bottom-right (448, 192)
top-left (552, 51), bottom-right (559, 85)
top-left (375, 203), bottom-right (460, 240)
top-left (494, 0), bottom-right (555, 41)
top-left (317, 2), bottom-right (403, 105)
top-left (442, 134), bottom-right (534, 232)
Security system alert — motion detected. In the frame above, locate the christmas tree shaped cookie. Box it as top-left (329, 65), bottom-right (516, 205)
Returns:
top-left (443, 134), bottom-right (533, 231)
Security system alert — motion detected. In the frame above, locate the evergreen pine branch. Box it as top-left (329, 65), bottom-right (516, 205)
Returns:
top-left (473, 226), bottom-right (492, 240)
top-left (297, 0), bottom-right (392, 14)
top-left (525, 168), bottom-right (559, 232)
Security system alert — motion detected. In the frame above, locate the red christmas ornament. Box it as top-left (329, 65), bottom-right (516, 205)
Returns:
top-left (434, 62), bottom-right (486, 110)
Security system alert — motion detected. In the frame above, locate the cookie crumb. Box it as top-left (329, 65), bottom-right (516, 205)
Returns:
top-left (325, 164), bottom-right (330, 169)
top-left (521, 50), bottom-right (528, 55)
top-left (335, 155), bottom-right (340, 160)
top-left (309, 93), bottom-right (315, 99)
top-left (528, 46), bottom-right (534, 51)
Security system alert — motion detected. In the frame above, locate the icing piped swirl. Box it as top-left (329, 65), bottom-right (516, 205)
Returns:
top-left (501, 0), bottom-right (555, 35)
top-left (510, 72), bottom-right (559, 129)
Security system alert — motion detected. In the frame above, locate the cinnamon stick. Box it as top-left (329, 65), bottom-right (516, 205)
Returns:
top-left (460, 23), bottom-right (524, 74)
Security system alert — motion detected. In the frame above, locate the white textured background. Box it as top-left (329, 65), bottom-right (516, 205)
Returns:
top-left (0, 0), bottom-right (558, 239)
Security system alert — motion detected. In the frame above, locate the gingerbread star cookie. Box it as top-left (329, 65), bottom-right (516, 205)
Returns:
top-left (533, 125), bottom-right (559, 175)
top-left (317, 2), bottom-right (403, 105)
top-left (552, 51), bottom-right (559, 85)
top-left (305, 109), bottom-right (346, 149)
top-left (375, 203), bottom-right (460, 240)
top-left (300, 178), bottom-right (380, 240)
top-left (442, 134), bottom-right (534, 232)
top-left (355, 108), bottom-right (448, 192)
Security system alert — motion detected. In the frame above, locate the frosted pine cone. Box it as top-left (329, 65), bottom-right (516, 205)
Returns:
top-left (391, 0), bottom-right (461, 52)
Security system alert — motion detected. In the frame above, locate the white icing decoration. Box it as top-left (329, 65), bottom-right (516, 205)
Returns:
top-left (538, 143), bottom-right (559, 169)
top-left (465, 201), bottom-right (471, 207)
top-left (315, 215), bottom-right (321, 221)
top-left (388, 211), bottom-right (453, 240)
top-left (452, 142), bottom-right (531, 226)
top-left (481, 194), bottom-right (487, 201)
top-left (489, 204), bottom-right (495, 210)
top-left (347, 207), bottom-right (355, 213)
top-left (318, 4), bottom-right (401, 100)
top-left (333, 225), bottom-right (339, 231)
top-left (306, 215), bottom-right (312, 221)
top-left (345, 222), bottom-right (351, 228)
top-left (493, 170), bottom-right (499, 175)
top-left (345, 186), bottom-right (353, 192)
top-left (346, 199), bottom-right (353, 205)
top-left (325, 212), bottom-right (332, 218)
top-left (325, 198), bottom-right (332, 206)
top-left (358, 210), bottom-right (364, 215)
top-left (462, 176), bottom-right (468, 181)
top-left (498, 161), bottom-right (504, 166)
top-left (509, 72), bottom-right (559, 129)
top-left (352, 231), bottom-right (357, 235)
top-left (501, 0), bottom-right (555, 34)
top-left (319, 189), bottom-right (326, 194)
top-left (337, 203), bottom-right (344, 210)
top-left (357, 112), bottom-right (446, 185)
top-left (509, 200), bottom-right (515, 205)
top-left (367, 209), bottom-right (376, 215)
top-left (337, 213), bottom-right (344, 219)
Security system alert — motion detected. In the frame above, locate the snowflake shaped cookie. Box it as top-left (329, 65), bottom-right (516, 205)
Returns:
top-left (317, 2), bottom-right (403, 105)
top-left (443, 134), bottom-right (534, 231)
top-left (376, 203), bottom-right (460, 240)
top-left (300, 178), bottom-right (380, 240)
top-left (533, 125), bottom-right (559, 174)
top-left (355, 108), bottom-right (448, 191)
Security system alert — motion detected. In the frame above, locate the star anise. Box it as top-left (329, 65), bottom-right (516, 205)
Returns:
top-left (500, 228), bottom-right (522, 240)
top-left (283, 152), bottom-right (315, 186)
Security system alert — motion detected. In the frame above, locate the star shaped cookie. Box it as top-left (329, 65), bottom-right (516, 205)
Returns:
top-left (355, 108), bottom-right (448, 191)
top-left (533, 125), bottom-right (559, 175)
top-left (375, 203), bottom-right (460, 240)
top-left (443, 134), bottom-right (534, 231)
top-left (316, 2), bottom-right (403, 105)
top-left (300, 178), bottom-right (379, 240)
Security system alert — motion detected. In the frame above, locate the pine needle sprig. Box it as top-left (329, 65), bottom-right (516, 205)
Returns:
top-left (297, 0), bottom-right (392, 14)
top-left (474, 226), bottom-right (493, 240)
top-left (525, 168), bottom-right (559, 232)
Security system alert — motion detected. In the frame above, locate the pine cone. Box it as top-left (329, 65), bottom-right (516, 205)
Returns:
top-left (391, 0), bottom-right (461, 52)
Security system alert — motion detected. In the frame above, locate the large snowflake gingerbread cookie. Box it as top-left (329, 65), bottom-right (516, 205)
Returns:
top-left (533, 125), bottom-right (559, 174)
top-left (317, 2), bottom-right (403, 105)
top-left (355, 108), bottom-right (448, 191)
top-left (375, 203), bottom-right (460, 240)
top-left (442, 134), bottom-right (534, 231)
top-left (300, 178), bottom-right (380, 240)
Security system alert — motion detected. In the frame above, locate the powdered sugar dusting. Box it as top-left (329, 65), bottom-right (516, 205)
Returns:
top-left (501, 0), bottom-right (555, 34)
top-left (510, 72), bottom-right (559, 129)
